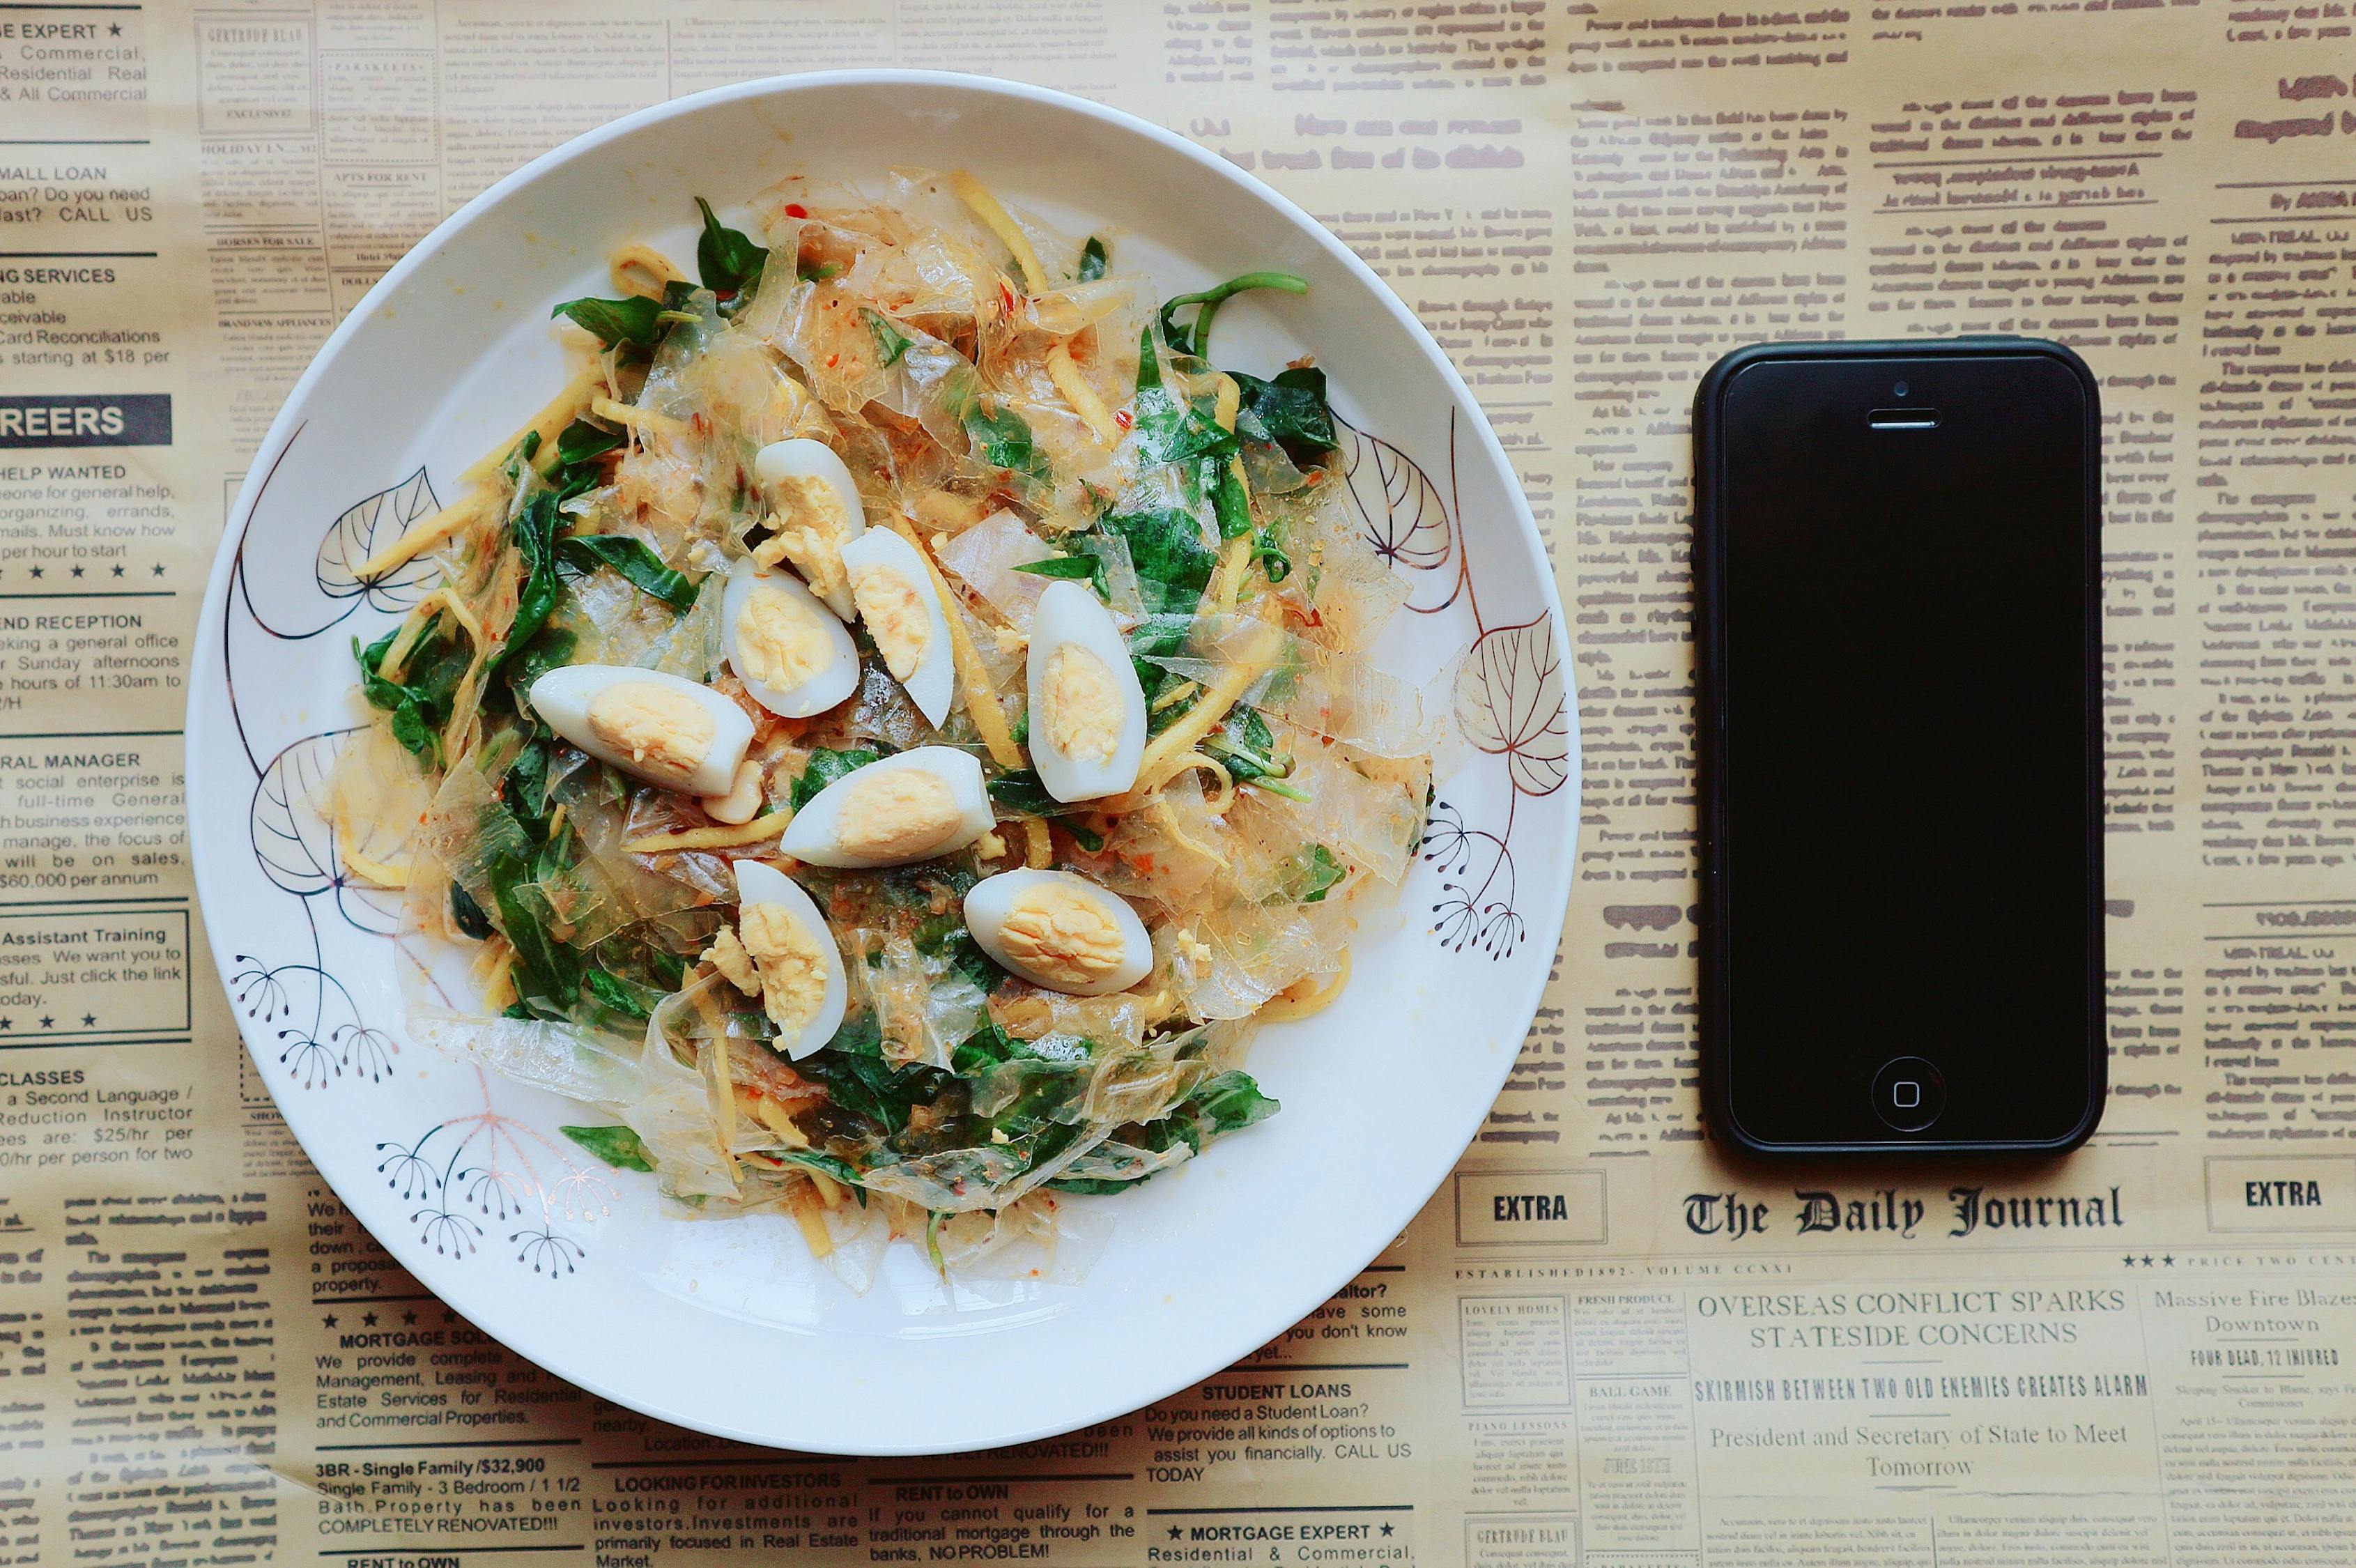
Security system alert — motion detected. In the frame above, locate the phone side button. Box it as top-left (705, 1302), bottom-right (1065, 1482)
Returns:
top-left (1872, 1056), bottom-right (1946, 1133)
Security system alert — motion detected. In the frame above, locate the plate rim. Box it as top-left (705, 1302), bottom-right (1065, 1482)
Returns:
top-left (185, 67), bottom-right (1578, 1454)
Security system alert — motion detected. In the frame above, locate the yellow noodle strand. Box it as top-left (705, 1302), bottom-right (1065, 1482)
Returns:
top-left (624, 809), bottom-right (793, 854)
top-left (462, 364), bottom-right (602, 483)
top-left (609, 242), bottom-right (685, 300)
top-left (1047, 341), bottom-right (1120, 447)
top-left (1023, 816), bottom-right (1052, 868)
top-left (353, 492), bottom-right (491, 583)
top-left (950, 170), bottom-right (1047, 295)
top-left (592, 394), bottom-right (693, 444)
top-left (1259, 950), bottom-right (1353, 1022)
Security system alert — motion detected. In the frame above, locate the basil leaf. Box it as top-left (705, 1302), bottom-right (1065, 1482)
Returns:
top-left (1278, 844), bottom-right (1346, 904)
top-left (562, 1124), bottom-right (655, 1173)
top-left (1099, 508), bottom-right (1215, 614)
top-left (693, 197), bottom-right (767, 298)
top-left (791, 747), bottom-right (882, 810)
top-left (1208, 454), bottom-right (1252, 541)
top-left (768, 1148), bottom-right (866, 1205)
top-left (963, 399), bottom-right (1053, 484)
top-left (354, 615), bottom-right (469, 769)
top-left (550, 294), bottom-right (666, 350)
top-left (485, 493), bottom-right (566, 691)
top-left (798, 1045), bottom-right (948, 1135)
top-left (1078, 236), bottom-right (1109, 282)
top-left (1012, 555), bottom-right (1096, 581)
top-left (557, 535), bottom-right (700, 611)
top-left (1233, 366), bottom-right (1338, 458)
top-left (1131, 330), bottom-right (1235, 467)
top-left (865, 308), bottom-right (911, 366)
top-left (449, 882), bottom-right (495, 940)
top-left (555, 417), bottom-right (623, 466)
top-left (986, 769), bottom-right (1061, 817)
top-left (583, 967), bottom-right (665, 1022)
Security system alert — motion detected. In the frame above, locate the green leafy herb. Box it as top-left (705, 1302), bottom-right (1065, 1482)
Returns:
top-left (1131, 330), bottom-right (1236, 468)
top-left (484, 492), bottom-right (566, 691)
top-left (1157, 270), bottom-right (1309, 359)
top-left (693, 197), bottom-right (767, 298)
top-left (798, 259), bottom-right (845, 284)
top-left (503, 625), bottom-right (578, 716)
top-left (865, 308), bottom-right (912, 366)
top-left (449, 882), bottom-right (494, 940)
top-left (1098, 507), bottom-right (1215, 614)
top-left (792, 747), bottom-right (883, 810)
top-left (987, 769), bottom-right (1061, 817)
top-left (1279, 844), bottom-right (1347, 904)
top-left (556, 417), bottom-right (624, 467)
top-left (562, 1124), bottom-right (655, 1172)
top-left (1079, 236), bottom-right (1109, 282)
top-left (1012, 555), bottom-right (1097, 581)
top-left (798, 1040), bottom-right (949, 1135)
top-left (583, 967), bottom-right (665, 1022)
top-left (355, 615), bottom-right (469, 768)
top-left (768, 1148), bottom-right (867, 1205)
top-left (962, 397), bottom-right (1053, 484)
top-left (557, 535), bottom-right (701, 610)
top-left (1232, 366), bottom-right (1338, 459)
top-left (1208, 453), bottom-right (1252, 541)
top-left (1068, 820), bottom-right (1106, 854)
top-left (550, 294), bottom-right (667, 351)
top-left (1048, 1070), bottom-right (1280, 1193)
top-left (1253, 530), bottom-right (1293, 584)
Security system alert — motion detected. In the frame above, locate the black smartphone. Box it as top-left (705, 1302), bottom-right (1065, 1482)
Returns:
top-left (1693, 339), bottom-right (2104, 1155)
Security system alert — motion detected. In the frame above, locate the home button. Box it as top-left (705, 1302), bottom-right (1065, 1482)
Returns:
top-left (1872, 1057), bottom-right (1946, 1132)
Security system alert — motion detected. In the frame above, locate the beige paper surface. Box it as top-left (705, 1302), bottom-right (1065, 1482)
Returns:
top-left (1, 2), bottom-right (2353, 1562)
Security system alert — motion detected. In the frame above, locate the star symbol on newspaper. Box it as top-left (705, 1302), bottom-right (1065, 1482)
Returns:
top-left (37, 1016), bottom-right (52, 1029)
top-left (1380, 1524), bottom-right (1395, 1537)
top-left (401, 1309), bottom-right (418, 1324)
top-left (362, 1311), bottom-right (380, 1327)
top-left (0, 1018), bottom-right (13, 1031)
top-left (110, 565), bottom-right (123, 578)
top-left (151, 563), bottom-right (165, 576)
top-left (1168, 1527), bottom-right (1183, 1540)
top-left (2141, 1255), bottom-right (2154, 1266)
top-left (321, 1314), bottom-right (338, 1328)
top-left (2123, 1254), bottom-right (2137, 1266)
top-left (26, 567), bottom-right (39, 580)
top-left (69, 565), bottom-right (82, 578)
top-left (109, 22), bottom-right (121, 33)
top-left (2162, 1255), bottom-right (2174, 1266)
top-left (79, 1014), bottom-right (93, 1027)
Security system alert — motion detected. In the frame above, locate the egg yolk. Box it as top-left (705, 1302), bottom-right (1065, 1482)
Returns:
top-left (1042, 645), bottom-right (1122, 764)
top-left (734, 585), bottom-right (833, 692)
top-left (996, 884), bottom-right (1131, 989)
top-left (738, 902), bottom-right (831, 1035)
top-left (703, 925), bottom-right (762, 996)
top-left (849, 563), bottom-right (934, 684)
top-left (586, 682), bottom-right (716, 788)
top-left (838, 769), bottom-right (962, 861)
top-left (753, 474), bottom-right (855, 606)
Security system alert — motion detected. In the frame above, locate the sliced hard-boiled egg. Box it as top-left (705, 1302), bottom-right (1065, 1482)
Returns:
top-left (779, 746), bottom-right (994, 868)
top-left (721, 558), bottom-right (859, 718)
top-left (530, 665), bottom-right (753, 796)
top-left (723, 859), bottom-right (846, 1059)
top-left (752, 438), bottom-right (867, 619)
top-left (1025, 579), bottom-right (1146, 803)
top-left (840, 528), bottom-right (955, 728)
top-left (963, 869), bottom-right (1153, 997)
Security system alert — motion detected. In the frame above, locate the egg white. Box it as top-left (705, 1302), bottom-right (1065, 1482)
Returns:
top-left (839, 528), bottom-right (957, 728)
top-left (528, 664), bottom-right (754, 797)
top-left (752, 438), bottom-right (866, 619)
top-left (721, 558), bottom-right (860, 719)
top-left (732, 859), bottom-right (847, 1059)
top-left (1025, 579), bottom-right (1147, 803)
top-left (962, 869), bottom-right (1153, 997)
top-left (778, 746), bottom-right (995, 869)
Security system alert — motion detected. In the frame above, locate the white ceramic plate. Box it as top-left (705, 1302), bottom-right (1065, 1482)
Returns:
top-left (188, 72), bottom-right (1576, 1454)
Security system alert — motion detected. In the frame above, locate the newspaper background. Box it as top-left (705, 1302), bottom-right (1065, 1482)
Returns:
top-left (1, 1), bottom-right (2352, 1564)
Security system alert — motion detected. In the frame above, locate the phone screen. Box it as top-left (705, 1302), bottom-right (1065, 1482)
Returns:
top-left (1704, 350), bottom-right (2101, 1149)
